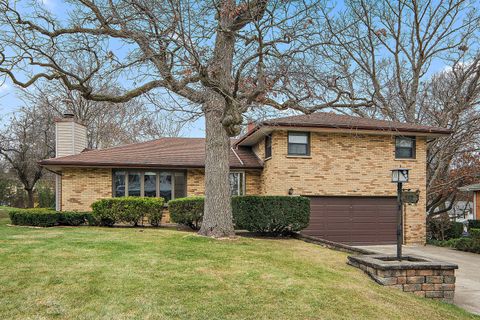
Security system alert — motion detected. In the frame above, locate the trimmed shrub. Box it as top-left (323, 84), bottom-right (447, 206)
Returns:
top-left (57, 212), bottom-right (92, 226)
top-left (468, 220), bottom-right (480, 229)
top-left (91, 197), bottom-right (164, 226)
top-left (233, 196), bottom-right (310, 235)
top-left (169, 197), bottom-right (204, 230)
top-left (453, 237), bottom-right (480, 253)
top-left (470, 228), bottom-right (480, 239)
top-left (169, 196), bottom-right (310, 235)
top-left (9, 208), bottom-right (58, 227)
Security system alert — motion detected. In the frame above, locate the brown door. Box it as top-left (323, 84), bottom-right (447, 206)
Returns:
top-left (302, 196), bottom-right (397, 245)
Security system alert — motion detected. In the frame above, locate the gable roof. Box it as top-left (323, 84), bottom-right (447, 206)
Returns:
top-left (236, 112), bottom-right (452, 146)
top-left (40, 137), bottom-right (263, 169)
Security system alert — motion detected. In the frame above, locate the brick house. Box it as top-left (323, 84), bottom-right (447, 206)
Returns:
top-left (40, 112), bottom-right (451, 245)
top-left (458, 183), bottom-right (480, 221)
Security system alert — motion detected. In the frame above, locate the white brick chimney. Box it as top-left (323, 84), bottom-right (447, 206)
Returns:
top-left (54, 113), bottom-right (87, 211)
top-left (55, 112), bottom-right (87, 157)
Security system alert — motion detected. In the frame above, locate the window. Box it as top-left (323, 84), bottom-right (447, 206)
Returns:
top-left (114, 171), bottom-right (126, 197)
top-left (143, 172), bottom-right (157, 197)
top-left (113, 170), bottom-right (186, 200)
top-left (160, 172), bottom-right (172, 201)
top-left (229, 172), bottom-right (245, 196)
top-left (265, 134), bottom-right (272, 159)
top-left (128, 172), bottom-right (141, 196)
top-left (288, 132), bottom-right (310, 156)
top-left (395, 136), bottom-right (416, 159)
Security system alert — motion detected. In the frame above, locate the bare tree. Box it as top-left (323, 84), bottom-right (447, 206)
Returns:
top-left (0, 107), bottom-right (55, 207)
top-left (319, 0), bottom-right (480, 216)
top-left (21, 80), bottom-right (184, 149)
top-left (0, 0), bottom-right (372, 237)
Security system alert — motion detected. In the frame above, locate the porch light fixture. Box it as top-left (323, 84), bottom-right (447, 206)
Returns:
top-left (391, 168), bottom-right (410, 261)
top-left (288, 187), bottom-right (294, 195)
top-left (391, 168), bottom-right (409, 183)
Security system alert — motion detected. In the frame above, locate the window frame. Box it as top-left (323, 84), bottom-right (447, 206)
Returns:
top-left (112, 169), bottom-right (187, 201)
top-left (264, 134), bottom-right (272, 159)
top-left (395, 136), bottom-right (416, 159)
top-left (229, 171), bottom-right (246, 196)
top-left (287, 131), bottom-right (310, 156)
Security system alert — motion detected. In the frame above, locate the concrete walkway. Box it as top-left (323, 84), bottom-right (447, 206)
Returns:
top-left (356, 244), bottom-right (480, 315)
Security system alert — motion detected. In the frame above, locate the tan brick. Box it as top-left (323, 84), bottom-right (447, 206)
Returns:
top-left (251, 131), bottom-right (428, 245)
top-left (403, 284), bottom-right (422, 292)
top-left (407, 276), bottom-right (425, 284)
top-left (426, 276), bottom-right (443, 284)
top-left (396, 276), bottom-right (407, 284)
top-left (416, 269), bottom-right (433, 276)
top-left (422, 284), bottom-right (435, 291)
top-left (443, 276), bottom-right (456, 284)
top-left (413, 291), bottom-right (426, 297)
top-left (406, 270), bottom-right (417, 277)
top-left (425, 291), bottom-right (444, 298)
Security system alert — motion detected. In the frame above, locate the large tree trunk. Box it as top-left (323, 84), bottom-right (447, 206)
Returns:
top-left (26, 188), bottom-right (34, 208)
top-left (198, 94), bottom-right (235, 237)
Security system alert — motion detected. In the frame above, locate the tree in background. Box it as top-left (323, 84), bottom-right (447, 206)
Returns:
top-left (318, 0), bottom-right (480, 217)
top-left (0, 0), bottom-right (372, 237)
top-left (22, 79), bottom-right (184, 149)
top-left (0, 107), bottom-right (54, 207)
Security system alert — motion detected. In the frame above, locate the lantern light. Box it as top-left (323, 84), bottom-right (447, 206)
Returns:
top-left (391, 168), bottom-right (409, 183)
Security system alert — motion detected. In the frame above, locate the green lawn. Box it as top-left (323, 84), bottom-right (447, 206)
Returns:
top-left (0, 209), bottom-right (477, 320)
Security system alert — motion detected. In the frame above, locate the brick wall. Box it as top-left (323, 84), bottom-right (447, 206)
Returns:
top-left (252, 130), bottom-right (427, 244)
top-left (186, 169), bottom-right (261, 196)
top-left (475, 191), bottom-right (480, 220)
top-left (61, 168), bottom-right (112, 211)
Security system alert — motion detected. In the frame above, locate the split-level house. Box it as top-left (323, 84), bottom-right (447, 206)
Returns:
top-left (40, 112), bottom-right (451, 245)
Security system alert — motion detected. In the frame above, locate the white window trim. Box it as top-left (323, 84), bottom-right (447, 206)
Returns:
top-left (229, 171), bottom-right (246, 196)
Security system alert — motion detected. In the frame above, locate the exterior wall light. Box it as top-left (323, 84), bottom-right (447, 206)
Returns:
top-left (391, 168), bottom-right (410, 261)
top-left (288, 187), bottom-right (294, 195)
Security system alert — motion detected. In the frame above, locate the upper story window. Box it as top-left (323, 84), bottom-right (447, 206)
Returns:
top-left (395, 136), bottom-right (416, 159)
top-left (113, 170), bottom-right (186, 202)
top-left (265, 134), bottom-right (272, 159)
top-left (288, 132), bottom-right (310, 156)
top-left (229, 172), bottom-right (245, 196)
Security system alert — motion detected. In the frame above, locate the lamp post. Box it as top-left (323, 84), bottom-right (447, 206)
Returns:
top-left (391, 168), bottom-right (409, 261)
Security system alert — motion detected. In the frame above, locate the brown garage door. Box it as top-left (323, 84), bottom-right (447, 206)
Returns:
top-left (302, 196), bottom-right (397, 245)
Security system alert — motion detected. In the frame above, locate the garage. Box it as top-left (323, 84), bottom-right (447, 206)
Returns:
top-left (302, 196), bottom-right (398, 245)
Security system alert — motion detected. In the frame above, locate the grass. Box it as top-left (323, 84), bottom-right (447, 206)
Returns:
top-left (0, 209), bottom-right (478, 320)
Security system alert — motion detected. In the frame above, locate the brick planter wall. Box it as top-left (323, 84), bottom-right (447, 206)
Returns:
top-left (348, 254), bottom-right (458, 303)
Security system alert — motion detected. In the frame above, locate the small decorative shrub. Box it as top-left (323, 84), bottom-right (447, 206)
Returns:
top-left (91, 197), bottom-right (164, 226)
top-left (233, 196), bottom-right (310, 235)
top-left (9, 208), bottom-right (58, 227)
top-left (169, 197), bottom-right (204, 230)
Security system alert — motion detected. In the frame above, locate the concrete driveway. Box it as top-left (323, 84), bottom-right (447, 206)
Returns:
top-left (357, 244), bottom-right (480, 315)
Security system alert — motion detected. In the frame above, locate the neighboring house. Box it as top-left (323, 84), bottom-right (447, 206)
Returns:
top-left (40, 112), bottom-right (451, 245)
top-left (445, 200), bottom-right (474, 222)
top-left (458, 184), bottom-right (480, 221)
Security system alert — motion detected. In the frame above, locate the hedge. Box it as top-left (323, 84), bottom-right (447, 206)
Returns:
top-left (9, 208), bottom-right (58, 227)
top-left (91, 197), bottom-right (164, 226)
top-left (168, 196), bottom-right (310, 235)
top-left (470, 228), bottom-right (480, 239)
top-left (8, 209), bottom-right (92, 227)
top-left (468, 220), bottom-right (480, 229)
top-left (168, 197), bottom-right (203, 230)
top-left (233, 196), bottom-right (310, 234)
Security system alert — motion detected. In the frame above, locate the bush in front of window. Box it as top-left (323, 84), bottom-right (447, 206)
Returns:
top-left (168, 196), bottom-right (310, 235)
top-left (168, 197), bottom-right (204, 230)
top-left (233, 196), bottom-right (310, 235)
top-left (91, 197), bottom-right (164, 226)
top-left (8, 208), bottom-right (58, 227)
